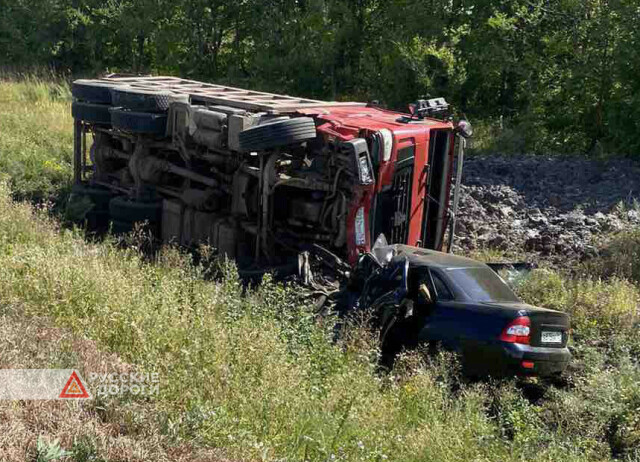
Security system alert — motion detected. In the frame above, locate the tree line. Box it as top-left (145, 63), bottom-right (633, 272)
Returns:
top-left (1, 0), bottom-right (639, 154)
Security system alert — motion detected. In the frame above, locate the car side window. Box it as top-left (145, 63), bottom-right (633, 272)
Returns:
top-left (430, 271), bottom-right (454, 301)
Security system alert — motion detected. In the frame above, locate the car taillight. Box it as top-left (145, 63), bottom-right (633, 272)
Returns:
top-left (499, 316), bottom-right (531, 345)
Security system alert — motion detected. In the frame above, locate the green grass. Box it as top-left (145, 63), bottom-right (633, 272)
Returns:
top-left (1, 76), bottom-right (639, 461)
top-left (0, 77), bottom-right (73, 201)
top-left (1, 180), bottom-right (639, 461)
top-left (0, 183), bottom-right (502, 461)
top-left (582, 229), bottom-right (640, 284)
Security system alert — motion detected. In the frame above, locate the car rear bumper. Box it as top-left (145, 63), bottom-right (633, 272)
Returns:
top-left (463, 341), bottom-right (571, 377)
top-left (501, 342), bottom-right (571, 376)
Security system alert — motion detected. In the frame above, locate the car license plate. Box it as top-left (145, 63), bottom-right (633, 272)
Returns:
top-left (541, 331), bottom-right (562, 344)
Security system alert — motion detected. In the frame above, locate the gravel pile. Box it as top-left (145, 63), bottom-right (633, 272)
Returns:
top-left (453, 155), bottom-right (640, 263)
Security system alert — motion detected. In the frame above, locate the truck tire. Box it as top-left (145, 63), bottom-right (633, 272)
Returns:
top-left (72, 80), bottom-right (117, 104)
top-left (111, 218), bottom-right (160, 236)
top-left (109, 108), bottom-right (168, 135)
top-left (110, 219), bottom-right (135, 235)
top-left (238, 117), bottom-right (317, 152)
top-left (109, 197), bottom-right (162, 223)
top-left (71, 184), bottom-right (114, 211)
top-left (72, 102), bottom-right (112, 125)
top-left (86, 210), bottom-right (110, 232)
top-left (111, 87), bottom-right (173, 112)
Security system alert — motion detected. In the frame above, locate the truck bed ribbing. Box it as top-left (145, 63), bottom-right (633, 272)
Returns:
top-left (99, 75), bottom-right (366, 112)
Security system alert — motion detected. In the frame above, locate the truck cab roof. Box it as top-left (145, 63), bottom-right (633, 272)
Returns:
top-left (297, 105), bottom-right (452, 134)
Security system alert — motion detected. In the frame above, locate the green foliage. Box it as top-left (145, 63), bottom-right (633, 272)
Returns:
top-left (583, 229), bottom-right (640, 284)
top-left (517, 269), bottom-right (639, 339)
top-left (69, 435), bottom-right (106, 462)
top-left (35, 437), bottom-right (69, 462)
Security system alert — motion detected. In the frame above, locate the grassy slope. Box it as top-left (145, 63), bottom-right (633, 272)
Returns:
top-left (0, 305), bottom-right (228, 461)
top-left (0, 78), bottom-right (639, 461)
top-left (0, 78), bottom-right (73, 201)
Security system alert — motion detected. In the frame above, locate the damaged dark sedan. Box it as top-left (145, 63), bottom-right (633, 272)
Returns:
top-left (344, 244), bottom-right (571, 377)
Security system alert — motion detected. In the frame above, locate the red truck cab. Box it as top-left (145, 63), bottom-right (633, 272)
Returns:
top-left (299, 105), bottom-right (456, 264)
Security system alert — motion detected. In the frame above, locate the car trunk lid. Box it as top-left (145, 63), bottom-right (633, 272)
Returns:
top-left (480, 302), bottom-right (570, 348)
top-left (526, 309), bottom-right (570, 348)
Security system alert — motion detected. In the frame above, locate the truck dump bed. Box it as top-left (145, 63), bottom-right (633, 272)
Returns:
top-left (98, 75), bottom-right (366, 112)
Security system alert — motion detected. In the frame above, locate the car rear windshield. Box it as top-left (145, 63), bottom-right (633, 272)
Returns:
top-left (444, 267), bottom-right (520, 302)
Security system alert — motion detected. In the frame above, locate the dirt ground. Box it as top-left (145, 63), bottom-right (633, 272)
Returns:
top-left (455, 154), bottom-right (640, 264)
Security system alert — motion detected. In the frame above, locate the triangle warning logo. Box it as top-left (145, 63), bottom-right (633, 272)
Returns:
top-left (59, 371), bottom-right (90, 399)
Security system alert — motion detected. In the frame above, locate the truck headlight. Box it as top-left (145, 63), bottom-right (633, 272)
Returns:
top-left (358, 155), bottom-right (373, 184)
top-left (355, 207), bottom-right (366, 245)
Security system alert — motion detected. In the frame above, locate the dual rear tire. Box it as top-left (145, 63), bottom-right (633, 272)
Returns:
top-left (70, 184), bottom-right (162, 236)
top-left (108, 196), bottom-right (162, 235)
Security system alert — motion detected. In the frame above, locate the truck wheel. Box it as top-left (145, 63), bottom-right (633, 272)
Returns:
top-left (111, 218), bottom-right (160, 236)
top-left (85, 210), bottom-right (111, 232)
top-left (110, 219), bottom-right (134, 235)
top-left (71, 184), bottom-right (114, 211)
top-left (72, 80), bottom-right (117, 104)
top-left (109, 197), bottom-right (162, 223)
top-left (111, 87), bottom-right (173, 112)
top-left (109, 108), bottom-right (168, 135)
top-left (238, 117), bottom-right (317, 152)
top-left (72, 102), bottom-right (112, 126)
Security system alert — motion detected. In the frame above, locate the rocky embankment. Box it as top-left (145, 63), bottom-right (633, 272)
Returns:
top-left (454, 155), bottom-right (640, 263)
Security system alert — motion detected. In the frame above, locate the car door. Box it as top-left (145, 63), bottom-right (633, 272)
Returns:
top-left (363, 257), bottom-right (410, 343)
top-left (416, 268), bottom-right (484, 352)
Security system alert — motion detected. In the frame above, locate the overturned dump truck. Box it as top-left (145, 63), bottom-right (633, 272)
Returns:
top-left (70, 75), bottom-right (471, 269)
